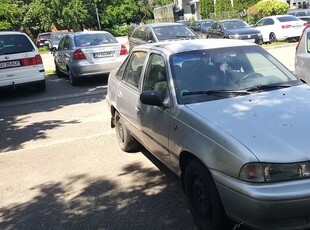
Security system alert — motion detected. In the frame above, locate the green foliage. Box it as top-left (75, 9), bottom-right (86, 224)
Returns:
top-left (215, 0), bottom-right (233, 13)
top-left (247, 0), bottom-right (290, 24)
top-left (108, 25), bottom-right (130, 37)
top-left (200, 0), bottom-right (214, 19)
top-left (38, 46), bottom-right (49, 53)
top-left (0, 0), bottom-right (170, 35)
top-left (0, 0), bottom-right (24, 30)
top-left (233, 0), bottom-right (257, 12)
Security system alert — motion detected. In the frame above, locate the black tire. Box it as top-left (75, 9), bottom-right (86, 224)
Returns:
top-left (55, 63), bottom-right (65, 78)
top-left (269, 32), bottom-right (277, 43)
top-left (115, 113), bottom-right (140, 152)
top-left (184, 159), bottom-right (231, 230)
top-left (35, 80), bottom-right (46, 92)
top-left (68, 69), bottom-right (79, 86)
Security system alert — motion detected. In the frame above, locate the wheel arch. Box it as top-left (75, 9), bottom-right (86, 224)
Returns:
top-left (179, 151), bottom-right (208, 190)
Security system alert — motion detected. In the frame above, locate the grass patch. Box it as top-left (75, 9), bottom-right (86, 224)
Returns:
top-left (262, 41), bottom-right (297, 48)
top-left (45, 70), bottom-right (56, 75)
top-left (38, 47), bottom-right (50, 54)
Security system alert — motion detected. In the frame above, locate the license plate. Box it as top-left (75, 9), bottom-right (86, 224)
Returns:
top-left (245, 39), bottom-right (255, 43)
top-left (0, 60), bottom-right (21, 69)
top-left (93, 51), bottom-right (115, 58)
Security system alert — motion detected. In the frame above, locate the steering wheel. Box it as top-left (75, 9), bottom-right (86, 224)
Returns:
top-left (240, 72), bottom-right (264, 82)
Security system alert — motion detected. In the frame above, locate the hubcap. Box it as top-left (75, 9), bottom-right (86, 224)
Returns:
top-left (192, 176), bottom-right (212, 220)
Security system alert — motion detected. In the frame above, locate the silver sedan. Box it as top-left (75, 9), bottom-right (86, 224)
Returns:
top-left (54, 31), bottom-right (127, 85)
top-left (107, 39), bottom-right (310, 230)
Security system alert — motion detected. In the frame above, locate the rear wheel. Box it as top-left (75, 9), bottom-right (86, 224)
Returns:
top-left (269, 32), bottom-right (277, 43)
top-left (68, 69), bottom-right (79, 86)
top-left (55, 63), bottom-right (65, 78)
top-left (115, 112), bottom-right (140, 152)
top-left (184, 159), bottom-right (231, 230)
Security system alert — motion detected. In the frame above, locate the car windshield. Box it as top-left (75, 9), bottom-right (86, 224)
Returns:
top-left (74, 33), bottom-right (118, 47)
top-left (154, 25), bottom-right (196, 41)
top-left (171, 46), bottom-right (300, 104)
top-left (0, 34), bottom-right (34, 55)
top-left (222, 20), bottom-right (250, 29)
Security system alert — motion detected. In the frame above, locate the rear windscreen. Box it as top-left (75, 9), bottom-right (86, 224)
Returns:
top-left (74, 33), bottom-right (118, 47)
top-left (0, 34), bottom-right (35, 55)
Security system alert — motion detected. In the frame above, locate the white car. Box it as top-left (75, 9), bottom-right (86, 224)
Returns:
top-left (254, 15), bottom-right (307, 43)
top-left (295, 24), bottom-right (310, 83)
top-left (0, 31), bottom-right (46, 91)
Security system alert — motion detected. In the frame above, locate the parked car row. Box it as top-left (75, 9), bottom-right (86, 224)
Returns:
top-left (173, 14), bottom-right (307, 44)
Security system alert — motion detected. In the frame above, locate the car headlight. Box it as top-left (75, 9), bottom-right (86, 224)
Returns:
top-left (239, 162), bottom-right (310, 182)
top-left (228, 34), bottom-right (240, 39)
top-left (258, 32), bottom-right (262, 37)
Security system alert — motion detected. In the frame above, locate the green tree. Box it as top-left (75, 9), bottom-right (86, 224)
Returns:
top-left (200, 0), bottom-right (214, 18)
top-left (247, 0), bottom-right (289, 24)
top-left (215, 0), bottom-right (233, 14)
top-left (0, 0), bottom-right (24, 30)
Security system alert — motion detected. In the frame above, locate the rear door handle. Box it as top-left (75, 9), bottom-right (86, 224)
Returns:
top-left (117, 91), bottom-right (122, 97)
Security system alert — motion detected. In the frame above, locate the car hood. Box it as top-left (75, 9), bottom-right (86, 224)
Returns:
top-left (226, 28), bottom-right (260, 35)
top-left (185, 84), bottom-right (310, 163)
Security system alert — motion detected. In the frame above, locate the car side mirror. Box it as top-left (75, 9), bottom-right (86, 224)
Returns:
top-left (140, 91), bottom-right (165, 106)
top-left (147, 40), bottom-right (154, 43)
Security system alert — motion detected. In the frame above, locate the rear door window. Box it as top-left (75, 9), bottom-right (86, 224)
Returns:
top-left (0, 34), bottom-right (34, 55)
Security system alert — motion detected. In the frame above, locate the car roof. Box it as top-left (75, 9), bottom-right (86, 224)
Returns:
top-left (145, 22), bottom-right (188, 28)
top-left (263, 14), bottom-right (299, 19)
top-left (38, 32), bottom-right (52, 35)
top-left (218, 19), bottom-right (244, 22)
top-left (0, 31), bottom-right (27, 35)
top-left (72, 31), bottom-right (112, 36)
top-left (133, 39), bottom-right (256, 54)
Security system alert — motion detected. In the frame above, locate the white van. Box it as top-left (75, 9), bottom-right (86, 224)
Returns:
top-left (0, 31), bottom-right (46, 91)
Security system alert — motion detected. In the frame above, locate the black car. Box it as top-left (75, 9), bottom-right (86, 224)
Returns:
top-left (35, 32), bottom-right (51, 48)
top-left (205, 19), bottom-right (263, 44)
top-left (128, 22), bottom-right (199, 50)
top-left (190, 19), bottom-right (215, 38)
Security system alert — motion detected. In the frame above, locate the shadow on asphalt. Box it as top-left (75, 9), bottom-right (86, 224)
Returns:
top-left (0, 159), bottom-right (196, 230)
top-left (0, 74), bottom-right (108, 153)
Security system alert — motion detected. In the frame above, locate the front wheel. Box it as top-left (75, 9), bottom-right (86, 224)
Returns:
top-left (184, 159), bottom-right (231, 230)
top-left (115, 113), bottom-right (140, 152)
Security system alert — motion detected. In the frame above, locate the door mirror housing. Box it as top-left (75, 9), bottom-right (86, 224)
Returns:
top-left (140, 91), bottom-right (165, 106)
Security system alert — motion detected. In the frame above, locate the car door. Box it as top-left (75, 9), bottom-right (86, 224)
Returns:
top-left (55, 36), bottom-right (70, 73)
top-left (129, 27), bottom-right (147, 50)
top-left (138, 52), bottom-right (172, 166)
top-left (296, 26), bottom-right (310, 83)
top-left (254, 18), bottom-right (274, 42)
top-left (115, 51), bottom-right (148, 142)
top-left (207, 22), bottom-right (220, 38)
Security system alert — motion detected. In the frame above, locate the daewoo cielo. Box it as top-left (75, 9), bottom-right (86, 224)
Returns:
top-left (107, 39), bottom-right (310, 230)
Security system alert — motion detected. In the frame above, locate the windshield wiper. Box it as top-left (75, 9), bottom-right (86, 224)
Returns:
top-left (182, 89), bottom-right (250, 96)
top-left (245, 84), bottom-right (291, 92)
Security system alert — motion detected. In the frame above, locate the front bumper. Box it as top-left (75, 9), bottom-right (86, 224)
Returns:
top-left (212, 170), bottom-right (310, 229)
